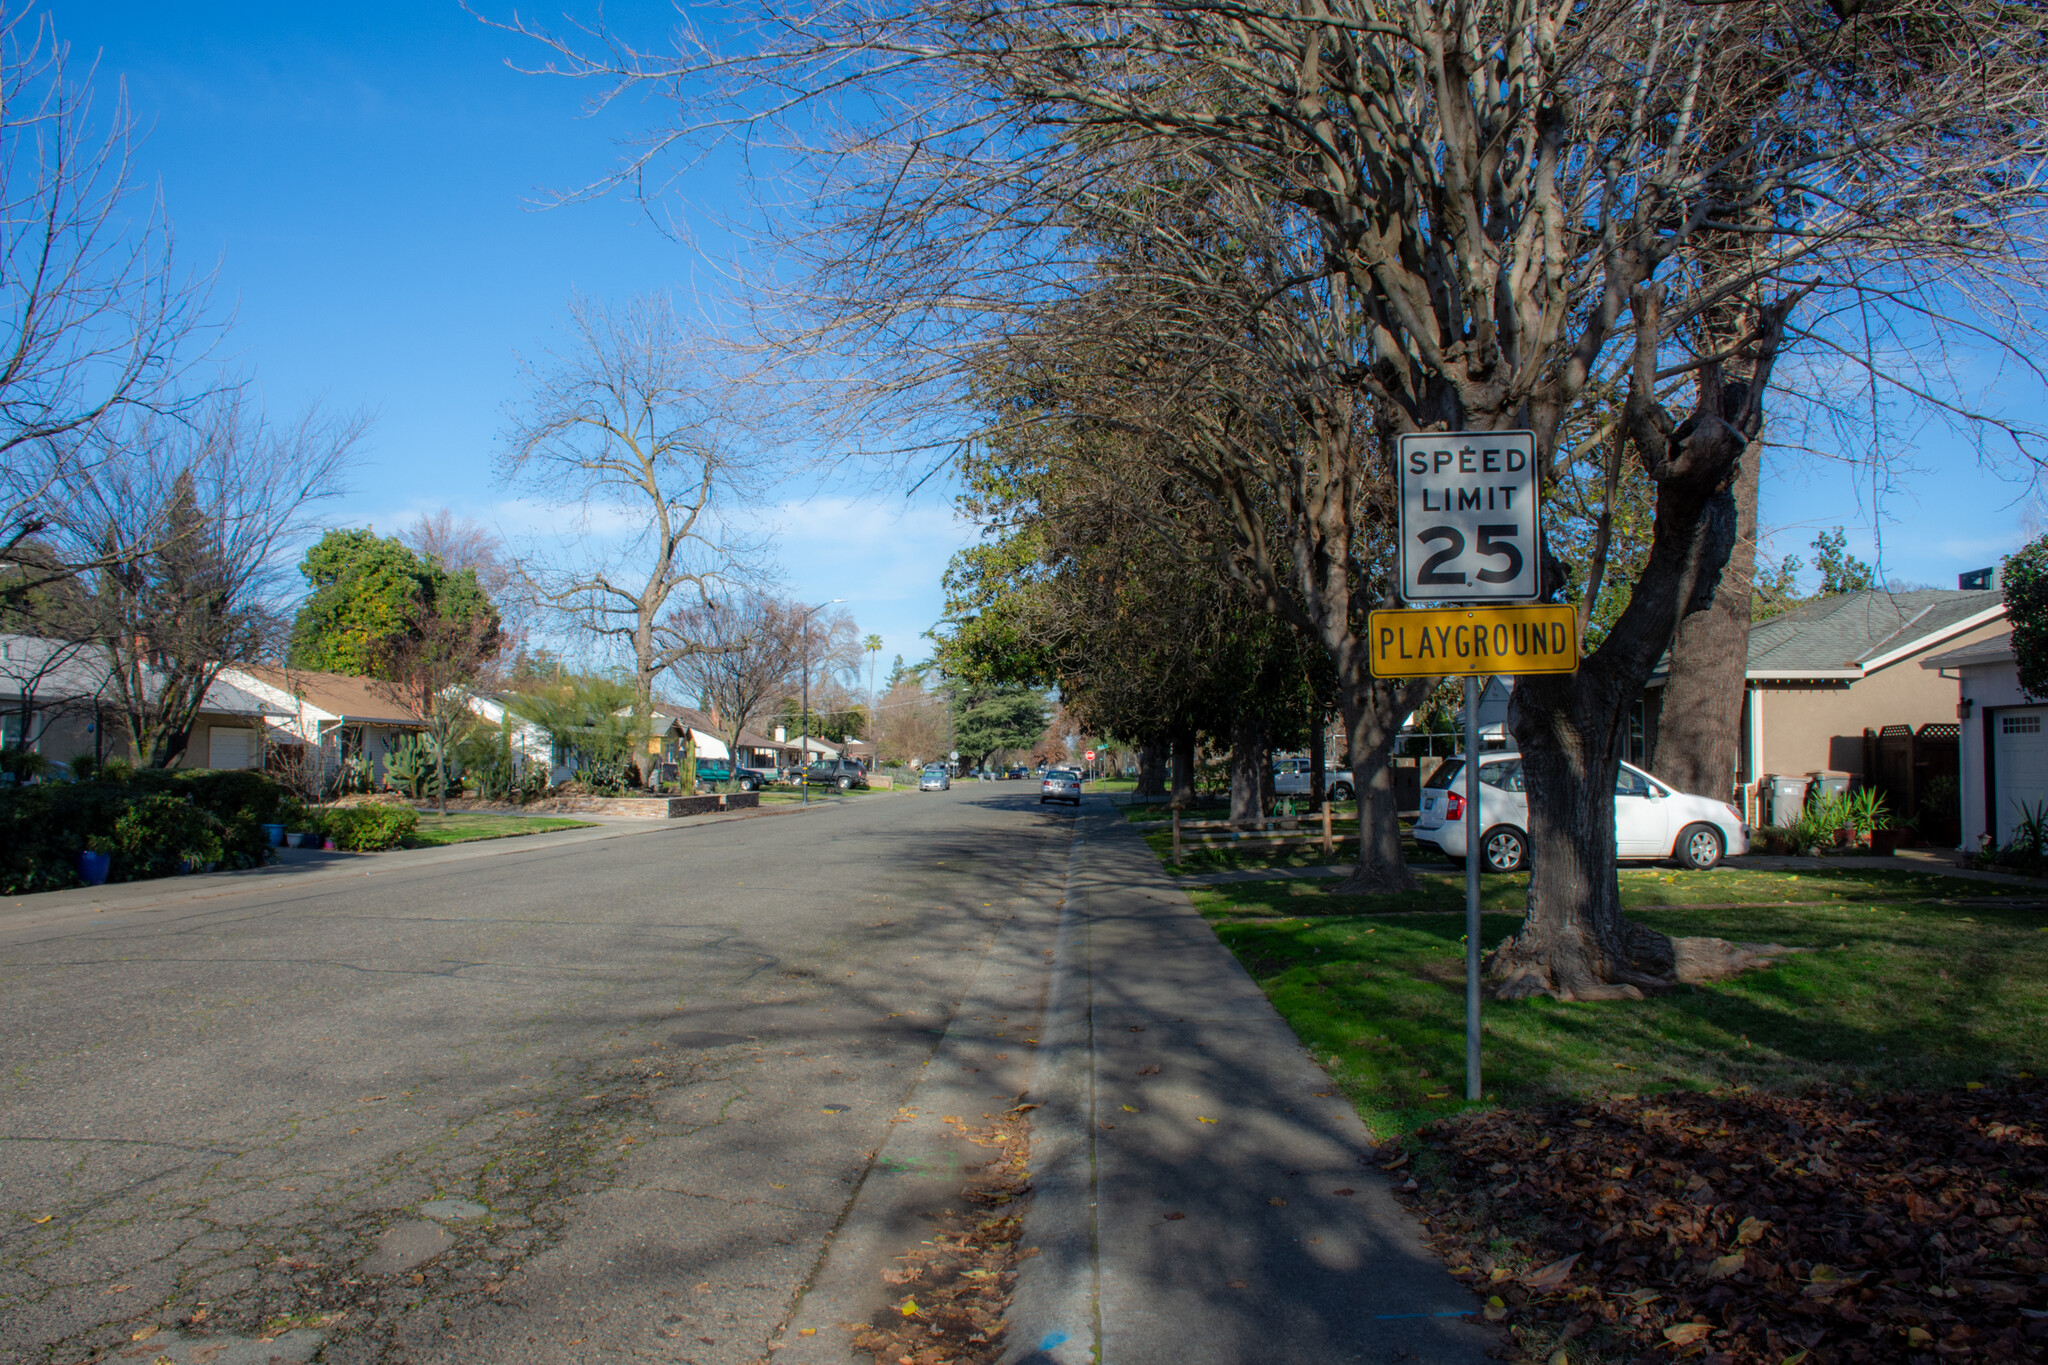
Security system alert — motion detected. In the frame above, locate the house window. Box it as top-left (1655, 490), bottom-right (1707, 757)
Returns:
top-left (2004, 715), bottom-right (2041, 735)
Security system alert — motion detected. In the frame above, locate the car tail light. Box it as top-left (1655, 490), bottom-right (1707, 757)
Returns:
top-left (1444, 791), bottom-right (1463, 820)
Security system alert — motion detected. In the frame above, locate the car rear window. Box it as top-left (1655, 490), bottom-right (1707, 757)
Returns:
top-left (1425, 759), bottom-right (1463, 789)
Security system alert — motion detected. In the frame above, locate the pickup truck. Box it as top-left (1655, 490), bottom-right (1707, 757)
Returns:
top-left (690, 760), bottom-right (774, 791)
top-left (1271, 757), bottom-right (1355, 803)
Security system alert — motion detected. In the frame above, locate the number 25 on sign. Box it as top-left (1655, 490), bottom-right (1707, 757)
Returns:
top-left (1367, 604), bottom-right (1579, 678)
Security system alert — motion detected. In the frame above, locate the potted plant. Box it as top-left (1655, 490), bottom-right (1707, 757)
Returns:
top-left (1847, 788), bottom-right (1894, 855)
top-left (76, 838), bottom-right (113, 886)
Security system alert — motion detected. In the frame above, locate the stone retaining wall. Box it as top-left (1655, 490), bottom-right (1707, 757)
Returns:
top-left (540, 792), bottom-right (762, 819)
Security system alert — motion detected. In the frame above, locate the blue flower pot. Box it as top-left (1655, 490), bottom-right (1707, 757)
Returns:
top-left (263, 823), bottom-right (286, 846)
top-left (77, 850), bottom-right (111, 886)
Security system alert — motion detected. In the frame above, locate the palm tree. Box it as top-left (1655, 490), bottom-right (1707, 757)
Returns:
top-left (864, 633), bottom-right (883, 726)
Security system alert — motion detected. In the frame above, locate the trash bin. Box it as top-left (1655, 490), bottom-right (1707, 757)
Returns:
top-left (1806, 771), bottom-right (1850, 801)
top-left (1768, 774), bottom-right (1809, 826)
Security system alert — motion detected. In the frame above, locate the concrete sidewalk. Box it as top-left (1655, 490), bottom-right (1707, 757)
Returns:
top-left (1010, 803), bottom-right (1494, 1365)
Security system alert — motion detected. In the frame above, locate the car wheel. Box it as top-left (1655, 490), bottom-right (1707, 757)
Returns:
top-left (1328, 781), bottom-right (1354, 802)
top-left (1480, 826), bottom-right (1528, 874)
top-left (837, 776), bottom-right (852, 790)
top-left (741, 777), bottom-right (757, 791)
top-left (1676, 822), bottom-right (1725, 870)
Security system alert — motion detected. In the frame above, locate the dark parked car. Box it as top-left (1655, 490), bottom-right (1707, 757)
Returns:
top-left (692, 759), bottom-right (772, 791)
top-left (803, 759), bottom-right (870, 791)
top-left (1004, 765), bottom-right (1031, 780)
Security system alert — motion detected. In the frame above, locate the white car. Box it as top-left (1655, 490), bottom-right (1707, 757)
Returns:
top-left (1411, 753), bottom-right (1749, 872)
top-left (918, 763), bottom-right (952, 791)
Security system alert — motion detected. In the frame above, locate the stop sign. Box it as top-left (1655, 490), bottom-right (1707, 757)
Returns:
top-left (1084, 748), bottom-right (1096, 761)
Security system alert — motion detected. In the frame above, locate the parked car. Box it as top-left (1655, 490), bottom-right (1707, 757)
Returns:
top-left (1004, 765), bottom-right (1031, 780)
top-left (803, 758), bottom-right (870, 791)
top-left (1411, 754), bottom-right (1749, 872)
top-left (918, 763), bottom-right (952, 791)
top-left (691, 759), bottom-right (773, 791)
top-left (1040, 767), bottom-right (1083, 806)
top-left (1270, 757), bottom-right (1356, 803)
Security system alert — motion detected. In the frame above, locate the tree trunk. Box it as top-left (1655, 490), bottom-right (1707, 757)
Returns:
top-left (1135, 739), bottom-right (1166, 799)
top-left (1649, 446), bottom-right (1759, 799)
top-left (1332, 675), bottom-right (1429, 894)
top-left (1228, 713), bottom-right (1266, 823)
top-left (1169, 729), bottom-right (1197, 809)
top-left (1493, 364), bottom-right (1777, 1000)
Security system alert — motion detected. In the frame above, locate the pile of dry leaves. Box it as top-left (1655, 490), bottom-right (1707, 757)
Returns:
top-left (1394, 1081), bottom-right (2048, 1362)
top-left (851, 1106), bottom-right (1035, 1365)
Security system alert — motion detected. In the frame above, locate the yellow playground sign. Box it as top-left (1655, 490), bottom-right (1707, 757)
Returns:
top-left (1367, 604), bottom-right (1580, 678)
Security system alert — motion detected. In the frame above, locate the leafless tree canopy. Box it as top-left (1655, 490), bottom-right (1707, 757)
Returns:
top-left (499, 293), bottom-right (781, 776)
top-left (57, 392), bottom-right (359, 766)
top-left (0, 4), bottom-right (210, 587)
top-left (660, 590), bottom-right (806, 768)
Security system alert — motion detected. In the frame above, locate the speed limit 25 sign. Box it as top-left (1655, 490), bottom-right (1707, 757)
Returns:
top-left (1396, 430), bottom-right (1540, 602)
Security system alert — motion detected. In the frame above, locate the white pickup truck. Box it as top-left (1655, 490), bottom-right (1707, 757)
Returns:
top-left (1271, 757), bottom-right (1355, 803)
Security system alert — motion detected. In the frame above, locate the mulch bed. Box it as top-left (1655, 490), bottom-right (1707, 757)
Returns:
top-left (848, 1106), bottom-right (1034, 1365)
top-left (1392, 1082), bottom-right (2048, 1362)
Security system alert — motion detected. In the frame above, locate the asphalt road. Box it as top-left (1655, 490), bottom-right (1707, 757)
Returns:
top-left (0, 785), bottom-right (1077, 1365)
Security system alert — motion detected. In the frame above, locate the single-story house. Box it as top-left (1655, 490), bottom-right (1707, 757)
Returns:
top-left (1641, 582), bottom-right (2006, 821)
top-left (1921, 630), bottom-right (2043, 852)
top-left (221, 665), bottom-right (426, 785)
top-left (1, 633), bottom-right (286, 770)
top-left (463, 692), bottom-right (556, 770)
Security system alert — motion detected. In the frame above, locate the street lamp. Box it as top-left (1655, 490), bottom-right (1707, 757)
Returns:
top-left (799, 598), bottom-right (844, 805)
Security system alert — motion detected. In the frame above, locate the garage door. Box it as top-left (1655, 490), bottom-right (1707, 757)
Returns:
top-left (207, 727), bottom-right (254, 770)
top-left (1993, 707), bottom-right (2048, 845)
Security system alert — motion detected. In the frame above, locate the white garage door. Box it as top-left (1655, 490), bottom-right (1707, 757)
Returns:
top-left (207, 727), bottom-right (254, 770)
top-left (1993, 707), bottom-right (2048, 845)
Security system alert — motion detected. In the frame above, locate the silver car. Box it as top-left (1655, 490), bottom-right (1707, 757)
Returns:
top-left (1412, 753), bottom-right (1750, 872)
top-left (1039, 767), bottom-right (1083, 805)
top-left (918, 763), bottom-right (952, 791)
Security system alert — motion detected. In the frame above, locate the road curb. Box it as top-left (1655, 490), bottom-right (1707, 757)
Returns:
top-left (1001, 819), bottom-right (1100, 1365)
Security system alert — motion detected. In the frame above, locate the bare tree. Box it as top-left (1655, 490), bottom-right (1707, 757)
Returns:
top-left (400, 509), bottom-right (526, 673)
top-left (659, 591), bottom-right (804, 787)
top-left (0, 6), bottom-right (209, 596)
top-left (368, 590), bottom-right (503, 816)
top-left (500, 294), bottom-right (773, 782)
top-left (502, 0), bottom-right (2048, 1000)
top-left (63, 393), bottom-right (358, 766)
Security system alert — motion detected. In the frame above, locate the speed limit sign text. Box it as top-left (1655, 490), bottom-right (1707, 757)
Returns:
top-left (1397, 430), bottom-right (1540, 602)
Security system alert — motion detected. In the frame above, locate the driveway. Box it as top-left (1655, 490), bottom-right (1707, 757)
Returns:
top-left (0, 788), bottom-right (1074, 1365)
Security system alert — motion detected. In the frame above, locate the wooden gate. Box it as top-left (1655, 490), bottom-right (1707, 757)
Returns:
top-left (1863, 723), bottom-right (1961, 844)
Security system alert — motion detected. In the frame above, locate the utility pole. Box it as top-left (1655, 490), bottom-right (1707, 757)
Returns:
top-left (798, 599), bottom-right (843, 806)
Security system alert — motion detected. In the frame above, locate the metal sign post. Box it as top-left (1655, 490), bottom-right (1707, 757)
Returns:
top-left (1464, 675), bottom-right (1482, 1101)
top-left (1382, 429), bottom-right (1563, 1106)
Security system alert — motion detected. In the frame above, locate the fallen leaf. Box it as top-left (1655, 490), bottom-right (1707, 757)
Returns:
top-left (1379, 1151), bottom-right (1411, 1171)
top-left (1521, 1253), bottom-right (1580, 1291)
top-left (1163, 1212), bottom-right (1186, 1221)
top-left (1663, 1322), bottom-right (1711, 1346)
top-left (1121, 1105), bottom-right (1139, 1113)
top-left (1704, 1251), bottom-right (1746, 1280)
top-left (800, 1328), bottom-right (817, 1336)
top-left (1268, 1197), bottom-right (1287, 1206)
top-left (133, 1327), bottom-right (159, 1341)
top-left (1225, 1279), bottom-right (1248, 1289)
top-left (30, 1214), bottom-right (53, 1224)
top-left (1197, 1116), bottom-right (1217, 1124)
top-left (1735, 1215), bottom-right (1770, 1245)
top-left (900, 1297), bottom-right (919, 1316)
top-left (1483, 1295), bottom-right (1509, 1322)
top-left (1332, 1188), bottom-right (1356, 1196)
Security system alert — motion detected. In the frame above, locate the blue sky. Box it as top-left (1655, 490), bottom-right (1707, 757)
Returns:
top-left (43, 0), bottom-right (2045, 677)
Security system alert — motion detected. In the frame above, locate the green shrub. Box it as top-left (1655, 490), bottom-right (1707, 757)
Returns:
top-left (317, 804), bottom-right (418, 851)
top-left (0, 767), bottom-right (294, 894)
top-left (107, 794), bottom-right (227, 880)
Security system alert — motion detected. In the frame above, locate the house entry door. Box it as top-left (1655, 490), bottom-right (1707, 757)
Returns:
top-left (1993, 707), bottom-right (2048, 845)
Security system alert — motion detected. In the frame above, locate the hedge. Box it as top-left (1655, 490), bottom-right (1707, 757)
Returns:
top-left (0, 768), bottom-right (303, 896)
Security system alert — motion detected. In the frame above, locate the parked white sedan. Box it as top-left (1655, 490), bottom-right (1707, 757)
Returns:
top-left (1411, 754), bottom-right (1749, 872)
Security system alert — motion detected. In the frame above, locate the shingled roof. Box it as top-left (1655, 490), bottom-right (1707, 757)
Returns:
top-left (1742, 588), bottom-right (2005, 679)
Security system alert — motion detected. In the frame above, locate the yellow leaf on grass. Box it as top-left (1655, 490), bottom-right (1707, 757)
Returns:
top-left (1121, 1105), bottom-right (1139, 1113)
top-left (131, 1327), bottom-right (158, 1342)
top-left (30, 1214), bottom-right (53, 1224)
top-left (1663, 1322), bottom-right (1711, 1346)
top-left (1197, 1116), bottom-right (1217, 1123)
top-left (800, 1328), bottom-right (816, 1337)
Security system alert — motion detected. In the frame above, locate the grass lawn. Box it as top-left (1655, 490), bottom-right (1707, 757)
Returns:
top-left (1196, 867), bottom-right (2048, 1140)
top-left (403, 813), bottom-right (596, 847)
